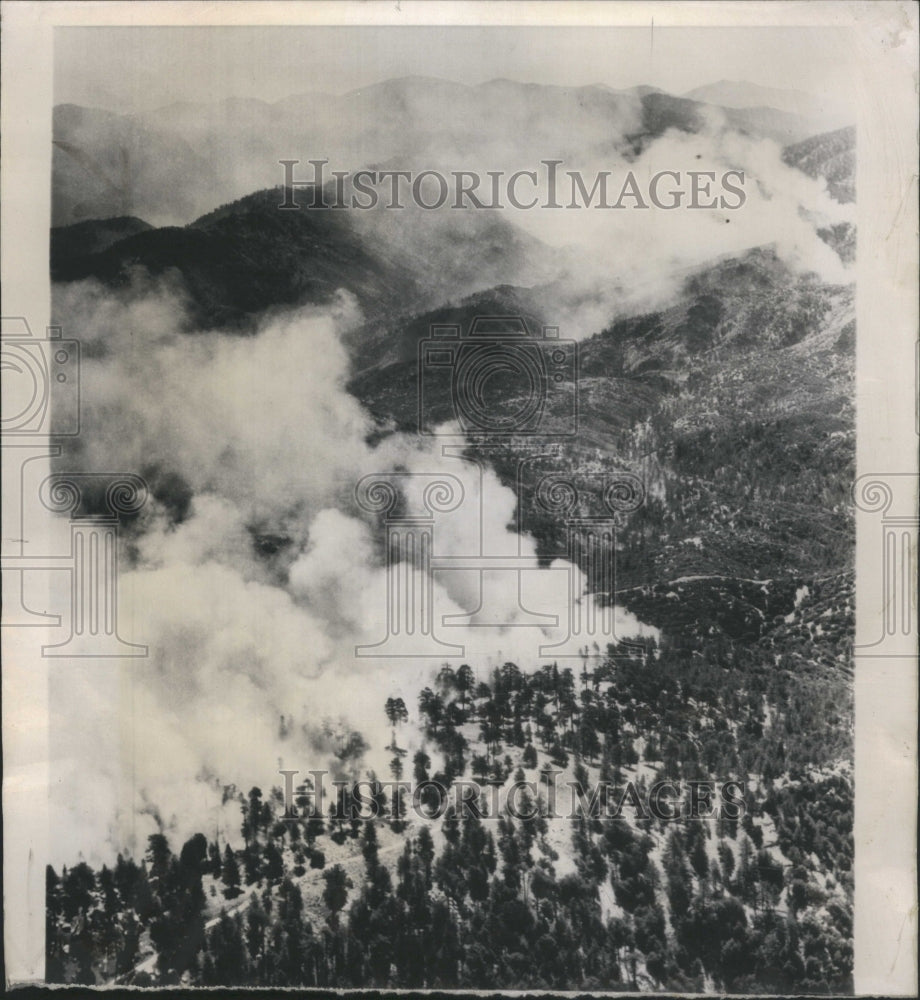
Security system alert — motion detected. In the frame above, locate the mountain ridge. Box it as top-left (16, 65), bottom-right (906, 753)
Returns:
top-left (51, 78), bottom-right (845, 227)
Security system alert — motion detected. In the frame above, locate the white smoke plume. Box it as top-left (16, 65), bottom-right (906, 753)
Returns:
top-left (49, 282), bottom-right (655, 867)
top-left (343, 115), bottom-right (854, 339)
top-left (47, 91), bottom-right (849, 866)
top-left (503, 121), bottom-right (855, 332)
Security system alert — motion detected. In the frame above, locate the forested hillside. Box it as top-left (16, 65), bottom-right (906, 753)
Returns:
top-left (48, 636), bottom-right (853, 991)
top-left (47, 80), bottom-right (857, 993)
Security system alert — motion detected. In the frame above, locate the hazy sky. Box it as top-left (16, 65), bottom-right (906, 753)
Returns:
top-left (55, 25), bottom-right (856, 113)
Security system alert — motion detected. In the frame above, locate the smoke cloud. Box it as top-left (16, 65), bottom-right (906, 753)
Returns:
top-left (49, 282), bottom-right (655, 866)
top-left (47, 87), bottom-right (851, 865)
top-left (504, 120), bottom-right (855, 333)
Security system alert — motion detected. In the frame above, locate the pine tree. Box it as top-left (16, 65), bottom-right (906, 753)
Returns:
top-left (322, 865), bottom-right (351, 926)
top-left (222, 845), bottom-right (241, 898)
top-left (416, 826), bottom-right (435, 886)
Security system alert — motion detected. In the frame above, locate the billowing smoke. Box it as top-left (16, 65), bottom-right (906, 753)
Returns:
top-left (49, 282), bottom-right (655, 867)
top-left (337, 115), bottom-right (854, 340)
top-left (496, 120), bottom-right (855, 331)
top-left (48, 85), bottom-right (851, 865)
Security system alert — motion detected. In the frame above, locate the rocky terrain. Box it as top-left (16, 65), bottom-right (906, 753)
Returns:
top-left (46, 81), bottom-right (856, 992)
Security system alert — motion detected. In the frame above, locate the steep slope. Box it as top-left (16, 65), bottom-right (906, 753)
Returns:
top-left (782, 126), bottom-right (856, 204)
top-left (51, 188), bottom-right (421, 329)
top-left (50, 216), bottom-right (153, 269)
top-left (51, 187), bottom-right (854, 646)
top-left (51, 186), bottom-right (556, 332)
top-left (582, 249), bottom-right (854, 640)
top-left (347, 243), bottom-right (854, 647)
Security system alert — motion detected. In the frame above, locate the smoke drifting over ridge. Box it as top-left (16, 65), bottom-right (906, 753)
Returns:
top-left (505, 125), bottom-right (854, 313)
top-left (49, 282), bottom-right (655, 866)
top-left (53, 75), bottom-right (854, 304)
top-left (284, 117), bottom-right (854, 342)
top-left (47, 74), bottom-right (854, 865)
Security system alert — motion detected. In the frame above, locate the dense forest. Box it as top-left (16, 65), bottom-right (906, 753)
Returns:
top-left (47, 633), bottom-right (853, 992)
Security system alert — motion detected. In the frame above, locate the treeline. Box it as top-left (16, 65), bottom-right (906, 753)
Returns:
top-left (46, 785), bottom-right (851, 991)
top-left (407, 635), bottom-right (850, 783)
top-left (47, 635), bottom-right (853, 992)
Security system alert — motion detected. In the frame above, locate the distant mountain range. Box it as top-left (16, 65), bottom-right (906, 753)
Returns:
top-left (50, 116), bottom-right (855, 330)
top-left (49, 72), bottom-right (856, 667)
top-left (346, 243), bottom-right (854, 636)
top-left (52, 77), bottom-right (851, 227)
top-left (50, 187), bottom-right (557, 330)
top-left (683, 80), bottom-right (851, 126)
